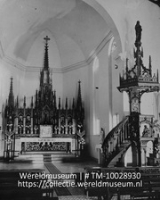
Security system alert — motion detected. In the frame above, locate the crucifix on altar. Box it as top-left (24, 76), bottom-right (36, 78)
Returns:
top-left (4, 131), bottom-right (15, 161)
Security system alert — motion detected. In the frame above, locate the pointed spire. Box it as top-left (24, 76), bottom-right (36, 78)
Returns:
top-left (35, 90), bottom-right (38, 106)
top-left (10, 77), bottom-right (13, 93)
top-left (58, 97), bottom-right (61, 109)
top-left (43, 36), bottom-right (50, 70)
top-left (149, 55), bottom-right (152, 76)
top-left (126, 58), bottom-right (129, 79)
top-left (72, 98), bottom-right (75, 109)
top-left (76, 80), bottom-right (83, 115)
top-left (16, 96), bottom-right (19, 108)
top-left (77, 80), bottom-right (82, 105)
top-left (40, 36), bottom-right (51, 85)
top-left (8, 77), bottom-right (14, 107)
top-left (31, 96), bottom-right (33, 108)
top-left (23, 96), bottom-right (26, 108)
top-left (65, 98), bottom-right (68, 109)
top-left (53, 90), bottom-right (57, 109)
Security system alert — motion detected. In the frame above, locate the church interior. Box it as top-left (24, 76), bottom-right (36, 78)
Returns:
top-left (1, 0), bottom-right (160, 200)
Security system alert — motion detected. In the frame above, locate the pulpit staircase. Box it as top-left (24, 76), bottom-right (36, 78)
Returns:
top-left (102, 116), bottom-right (131, 167)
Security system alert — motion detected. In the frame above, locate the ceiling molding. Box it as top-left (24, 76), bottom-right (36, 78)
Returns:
top-left (0, 41), bottom-right (4, 58)
top-left (86, 31), bottom-right (113, 65)
top-left (2, 31), bottom-right (113, 73)
top-left (3, 55), bottom-right (26, 71)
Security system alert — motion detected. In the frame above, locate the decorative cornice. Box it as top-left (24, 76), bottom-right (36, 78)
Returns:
top-left (0, 41), bottom-right (4, 58)
top-left (3, 55), bottom-right (26, 71)
top-left (2, 31), bottom-right (113, 73)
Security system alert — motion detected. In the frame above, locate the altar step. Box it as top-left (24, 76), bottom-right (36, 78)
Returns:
top-left (14, 152), bottom-right (75, 163)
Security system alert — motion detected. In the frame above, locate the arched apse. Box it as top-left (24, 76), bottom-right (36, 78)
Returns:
top-left (83, 0), bottom-right (122, 57)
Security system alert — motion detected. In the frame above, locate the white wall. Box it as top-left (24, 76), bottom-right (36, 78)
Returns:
top-left (86, 37), bottom-right (124, 159)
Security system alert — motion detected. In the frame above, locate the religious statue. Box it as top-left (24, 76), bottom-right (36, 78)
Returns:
top-left (142, 125), bottom-right (151, 137)
top-left (68, 122), bottom-right (73, 134)
top-left (60, 117), bottom-right (65, 134)
top-left (77, 122), bottom-right (83, 133)
top-left (99, 128), bottom-right (105, 144)
top-left (34, 125), bottom-right (38, 134)
top-left (54, 125), bottom-right (59, 134)
top-left (135, 21), bottom-right (142, 43)
top-left (67, 117), bottom-right (73, 134)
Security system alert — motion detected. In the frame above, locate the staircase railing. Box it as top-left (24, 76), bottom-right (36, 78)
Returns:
top-left (102, 116), bottom-right (130, 166)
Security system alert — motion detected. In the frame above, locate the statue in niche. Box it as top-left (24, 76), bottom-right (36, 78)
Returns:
top-left (43, 111), bottom-right (50, 124)
top-left (67, 117), bottom-right (73, 134)
top-left (142, 125), bottom-right (151, 137)
top-left (34, 125), bottom-right (38, 134)
top-left (60, 117), bottom-right (65, 134)
top-left (77, 121), bottom-right (83, 133)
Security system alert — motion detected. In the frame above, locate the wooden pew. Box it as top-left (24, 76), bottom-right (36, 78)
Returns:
top-left (0, 171), bottom-right (58, 200)
top-left (84, 167), bottom-right (160, 200)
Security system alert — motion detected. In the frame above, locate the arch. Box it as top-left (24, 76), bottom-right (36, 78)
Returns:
top-left (83, 0), bottom-right (122, 56)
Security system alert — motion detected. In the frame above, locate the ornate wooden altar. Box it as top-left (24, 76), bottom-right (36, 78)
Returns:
top-left (4, 36), bottom-right (85, 154)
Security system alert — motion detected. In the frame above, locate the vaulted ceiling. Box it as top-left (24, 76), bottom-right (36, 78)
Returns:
top-left (0, 0), bottom-right (111, 69)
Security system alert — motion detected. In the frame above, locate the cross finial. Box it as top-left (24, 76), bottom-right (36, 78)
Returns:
top-left (44, 35), bottom-right (50, 43)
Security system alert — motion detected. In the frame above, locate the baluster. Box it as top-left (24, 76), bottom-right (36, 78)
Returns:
top-left (127, 122), bottom-right (129, 139)
top-left (112, 137), bottom-right (114, 152)
top-left (122, 127), bottom-right (124, 143)
top-left (121, 129), bottom-right (124, 143)
top-left (124, 123), bottom-right (127, 140)
top-left (110, 141), bottom-right (113, 153)
top-left (121, 124), bottom-right (124, 142)
top-left (121, 129), bottom-right (123, 143)
top-left (113, 134), bottom-right (117, 151)
top-left (118, 131), bottom-right (121, 145)
top-left (108, 141), bottom-right (110, 154)
top-left (120, 131), bottom-right (122, 145)
top-left (117, 135), bottom-right (120, 148)
top-left (123, 126), bottom-right (125, 142)
top-left (108, 141), bottom-right (111, 154)
top-left (123, 124), bottom-right (126, 142)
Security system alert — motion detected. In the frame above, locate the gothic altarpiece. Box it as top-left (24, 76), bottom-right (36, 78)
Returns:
top-left (4, 36), bottom-right (85, 157)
